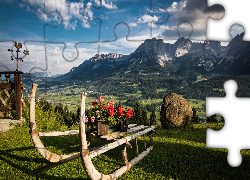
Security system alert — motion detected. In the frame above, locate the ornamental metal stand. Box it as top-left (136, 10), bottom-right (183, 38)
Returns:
top-left (29, 83), bottom-right (156, 180)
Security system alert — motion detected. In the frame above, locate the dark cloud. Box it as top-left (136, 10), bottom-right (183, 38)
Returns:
top-left (184, 0), bottom-right (207, 12)
top-left (160, 0), bottom-right (225, 39)
top-left (204, 4), bottom-right (225, 14)
top-left (183, 0), bottom-right (224, 13)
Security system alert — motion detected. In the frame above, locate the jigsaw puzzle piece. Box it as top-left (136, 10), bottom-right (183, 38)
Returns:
top-left (0, 4), bottom-right (14, 72)
top-left (0, 1), bottom-right (62, 73)
top-left (43, 0), bottom-right (102, 63)
top-left (83, 0), bottom-right (169, 41)
top-left (174, 21), bottom-right (206, 99)
top-left (206, 80), bottom-right (250, 167)
top-left (207, 0), bottom-right (250, 41)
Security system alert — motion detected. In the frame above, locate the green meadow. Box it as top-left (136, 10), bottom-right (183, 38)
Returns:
top-left (1, 123), bottom-right (249, 179)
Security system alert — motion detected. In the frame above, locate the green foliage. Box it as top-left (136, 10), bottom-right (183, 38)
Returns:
top-left (132, 100), bottom-right (142, 125)
top-left (141, 108), bottom-right (149, 126)
top-left (22, 98), bottom-right (79, 131)
top-left (207, 114), bottom-right (217, 123)
top-left (220, 116), bottom-right (225, 123)
top-left (191, 107), bottom-right (199, 124)
top-left (131, 101), bottom-right (151, 126)
top-left (150, 108), bottom-right (156, 125)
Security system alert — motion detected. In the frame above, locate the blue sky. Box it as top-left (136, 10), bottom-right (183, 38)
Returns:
top-left (0, 0), bottom-right (245, 75)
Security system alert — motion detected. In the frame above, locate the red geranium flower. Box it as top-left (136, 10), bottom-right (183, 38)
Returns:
top-left (92, 102), bottom-right (98, 106)
top-left (108, 105), bottom-right (114, 112)
top-left (98, 96), bottom-right (104, 102)
top-left (126, 113), bottom-right (131, 118)
top-left (118, 107), bottom-right (123, 112)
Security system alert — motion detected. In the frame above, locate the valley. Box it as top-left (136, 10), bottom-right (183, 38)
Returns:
top-left (20, 32), bottom-right (250, 123)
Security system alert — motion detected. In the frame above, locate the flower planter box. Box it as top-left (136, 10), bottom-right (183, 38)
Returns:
top-left (96, 120), bottom-right (109, 135)
top-left (119, 121), bottom-right (128, 132)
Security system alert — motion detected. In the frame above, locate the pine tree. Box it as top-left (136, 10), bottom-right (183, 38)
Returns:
top-left (132, 100), bottom-right (142, 125)
top-left (76, 106), bottom-right (80, 120)
top-left (118, 101), bottom-right (122, 107)
top-left (141, 108), bottom-right (149, 126)
top-left (191, 107), bottom-right (199, 124)
top-left (150, 108), bottom-right (156, 125)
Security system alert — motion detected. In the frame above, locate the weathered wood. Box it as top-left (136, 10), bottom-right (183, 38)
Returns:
top-left (135, 137), bottom-right (138, 157)
top-left (128, 124), bottom-right (137, 128)
top-left (0, 95), bottom-right (7, 106)
top-left (100, 125), bottom-right (148, 141)
top-left (88, 126), bottom-right (155, 159)
top-left (38, 128), bottom-right (96, 137)
top-left (0, 83), bottom-right (11, 89)
top-left (0, 71), bottom-right (24, 75)
top-left (38, 130), bottom-right (79, 136)
top-left (29, 83), bottom-right (80, 163)
top-left (121, 144), bottom-right (129, 166)
top-left (148, 130), bottom-right (157, 146)
top-left (123, 141), bottom-right (132, 149)
top-left (0, 106), bottom-right (11, 110)
top-left (79, 91), bottom-right (155, 180)
top-left (108, 146), bottom-right (154, 180)
top-left (15, 73), bottom-right (22, 120)
top-left (38, 125), bottom-right (137, 137)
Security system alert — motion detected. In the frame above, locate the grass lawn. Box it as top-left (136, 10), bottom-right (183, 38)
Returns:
top-left (1, 123), bottom-right (250, 179)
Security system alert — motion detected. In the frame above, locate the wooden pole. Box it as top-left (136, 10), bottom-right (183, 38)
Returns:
top-left (14, 72), bottom-right (22, 120)
top-left (135, 137), bottom-right (138, 157)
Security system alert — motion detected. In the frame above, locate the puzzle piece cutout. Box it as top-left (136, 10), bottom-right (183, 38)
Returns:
top-left (206, 79), bottom-right (250, 167)
top-left (207, 0), bottom-right (250, 41)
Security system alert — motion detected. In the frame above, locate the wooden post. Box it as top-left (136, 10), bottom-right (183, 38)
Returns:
top-left (135, 137), bottom-right (138, 157)
top-left (121, 144), bottom-right (129, 166)
top-left (14, 71), bottom-right (22, 120)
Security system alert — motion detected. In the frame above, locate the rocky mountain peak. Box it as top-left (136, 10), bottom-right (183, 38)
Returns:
top-left (90, 53), bottom-right (124, 61)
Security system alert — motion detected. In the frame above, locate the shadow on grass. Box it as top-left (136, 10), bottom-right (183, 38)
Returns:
top-left (2, 126), bottom-right (250, 179)
top-left (0, 146), bottom-right (90, 179)
top-left (39, 134), bottom-right (80, 154)
top-left (118, 128), bottom-right (250, 179)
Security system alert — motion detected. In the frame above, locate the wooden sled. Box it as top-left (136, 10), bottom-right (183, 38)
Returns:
top-left (29, 83), bottom-right (81, 163)
top-left (29, 83), bottom-right (156, 179)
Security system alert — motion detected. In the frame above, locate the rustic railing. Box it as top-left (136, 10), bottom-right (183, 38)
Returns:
top-left (29, 83), bottom-right (156, 180)
top-left (0, 71), bottom-right (24, 120)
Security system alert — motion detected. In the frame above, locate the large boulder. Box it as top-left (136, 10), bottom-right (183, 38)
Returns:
top-left (160, 93), bottom-right (193, 129)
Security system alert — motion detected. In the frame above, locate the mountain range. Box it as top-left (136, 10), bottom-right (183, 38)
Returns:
top-left (22, 32), bottom-right (250, 98)
top-left (54, 32), bottom-right (249, 82)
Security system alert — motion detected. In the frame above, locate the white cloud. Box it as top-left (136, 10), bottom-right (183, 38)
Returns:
top-left (94, 0), bottom-right (117, 9)
top-left (230, 24), bottom-right (245, 38)
top-left (129, 22), bottom-right (137, 27)
top-left (137, 14), bottom-right (159, 27)
top-left (167, 1), bottom-right (186, 13)
top-left (48, 47), bottom-right (61, 56)
top-left (19, 0), bottom-right (95, 30)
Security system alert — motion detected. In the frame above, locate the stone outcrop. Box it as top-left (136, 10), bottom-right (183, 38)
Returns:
top-left (160, 93), bottom-right (193, 129)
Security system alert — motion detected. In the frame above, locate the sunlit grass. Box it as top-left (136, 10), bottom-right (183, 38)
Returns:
top-left (1, 123), bottom-right (249, 179)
